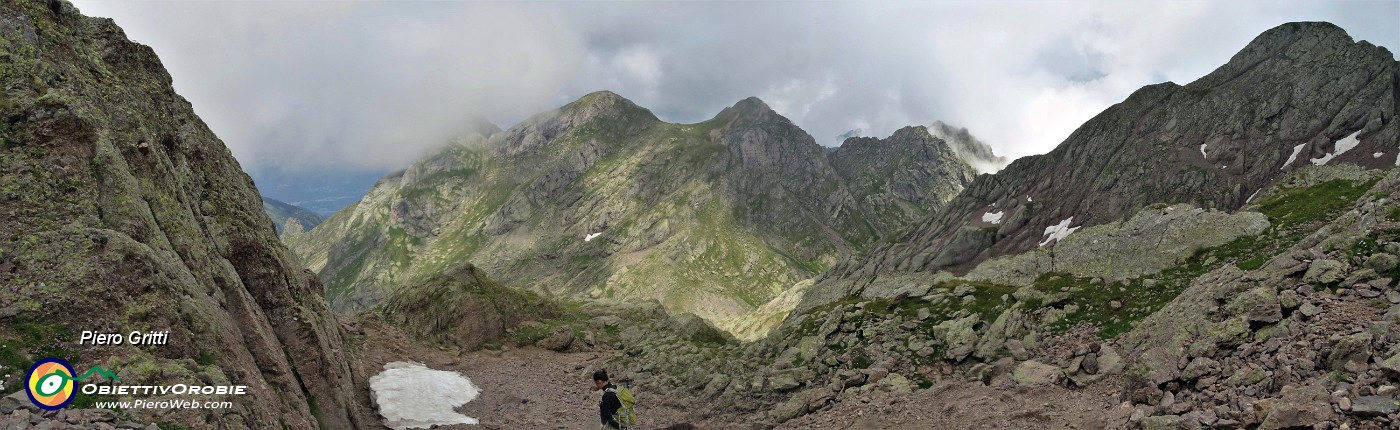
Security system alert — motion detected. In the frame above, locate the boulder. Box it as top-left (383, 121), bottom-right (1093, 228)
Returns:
top-left (1012, 361), bottom-right (1064, 386)
top-left (1327, 332), bottom-right (1373, 372)
top-left (1228, 287), bottom-right (1282, 324)
top-left (1140, 414), bottom-right (1181, 430)
top-left (0, 391), bottom-right (35, 414)
top-left (1298, 302), bottom-right (1320, 318)
top-left (769, 389), bottom-right (813, 422)
top-left (1181, 357), bottom-right (1220, 381)
top-left (769, 374), bottom-right (802, 393)
top-left (1350, 396), bottom-right (1398, 417)
top-left (535, 326), bottom-right (575, 351)
top-left (878, 373), bottom-right (914, 394)
top-left (953, 284), bottom-right (976, 297)
top-left (1258, 385), bottom-right (1334, 430)
top-left (1302, 259), bottom-right (1345, 285)
top-left (1006, 339), bottom-right (1029, 361)
top-left (1082, 352), bottom-right (1099, 375)
top-left (1368, 253), bottom-right (1399, 273)
top-left (1380, 351), bottom-right (1400, 376)
top-left (932, 314), bottom-right (980, 361)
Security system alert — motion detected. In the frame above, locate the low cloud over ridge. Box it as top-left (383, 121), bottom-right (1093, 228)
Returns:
top-left (73, 1), bottom-right (1399, 172)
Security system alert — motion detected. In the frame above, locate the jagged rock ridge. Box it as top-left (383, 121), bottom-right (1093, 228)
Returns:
top-left (828, 125), bottom-right (979, 235)
top-left (290, 92), bottom-right (979, 323)
top-left (812, 21), bottom-right (1399, 308)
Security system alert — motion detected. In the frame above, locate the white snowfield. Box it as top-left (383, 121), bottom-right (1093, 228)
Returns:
top-left (982, 210), bottom-right (1005, 225)
top-left (1283, 143), bottom-right (1306, 169)
top-left (1038, 217), bottom-right (1081, 247)
top-left (370, 362), bottom-right (482, 429)
top-left (1310, 130), bottom-right (1363, 166)
top-left (1200, 143), bottom-right (1208, 158)
top-left (585, 232), bottom-right (603, 242)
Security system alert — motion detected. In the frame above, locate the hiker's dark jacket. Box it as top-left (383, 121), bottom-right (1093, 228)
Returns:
top-left (600, 383), bottom-right (622, 428)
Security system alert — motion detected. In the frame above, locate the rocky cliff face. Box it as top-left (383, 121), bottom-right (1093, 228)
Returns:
top-left (0, 2), bottom-right (366, 428)
top-left (290, 93), bottom-right (977, 323)
top-left (829, 126), bottom-right (979, 235)
top-left (813, 22), bottom-right (1399, 306)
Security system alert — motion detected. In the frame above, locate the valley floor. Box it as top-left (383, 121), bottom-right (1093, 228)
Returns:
top-left (357, 319), bottom-right (705, 429)
top-left (355, 317), bottom-right (1145, 430)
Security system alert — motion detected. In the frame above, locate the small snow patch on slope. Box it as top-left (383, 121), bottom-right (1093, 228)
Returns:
top-left (1310, 130), bottom-right (1364, 166)
top-left (981, 210), bottom-right (1004, 225)
top-left (1336, 130), bottom-right (1363, 153)
top-left (1199, 144), bottom-right (1207, 158)
top-left (584, 232), bottom-right (602, 242)
top-left (1283, 144), bottom-right (1306, 169)
top-left (371, 362), bottom-right (481, 429)
top-left (1038, 217), bottom-right (1080, 247)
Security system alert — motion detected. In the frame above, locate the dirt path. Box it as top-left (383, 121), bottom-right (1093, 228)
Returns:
top-left (356, 319), bottom-right (703, 429)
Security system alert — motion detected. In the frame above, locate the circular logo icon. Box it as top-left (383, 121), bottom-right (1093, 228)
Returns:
top-left (26, 358), bottom-right (76, 410)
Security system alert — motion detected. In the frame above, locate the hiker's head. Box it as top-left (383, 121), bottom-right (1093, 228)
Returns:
top-left (593, 369), bottom-right (609, 389)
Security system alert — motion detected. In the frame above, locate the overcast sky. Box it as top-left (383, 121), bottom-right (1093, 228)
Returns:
top-left (72, 1), bottom-right (1398, 175)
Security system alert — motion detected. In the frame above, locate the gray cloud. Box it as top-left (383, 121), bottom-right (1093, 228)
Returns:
top-left (72, 0), bottom-right (1398, 173)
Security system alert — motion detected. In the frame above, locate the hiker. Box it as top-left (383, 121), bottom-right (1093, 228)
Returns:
top-left (593, 369), bottom-right (637, 429)
top-left (594, 369), bottom-right (623, 429)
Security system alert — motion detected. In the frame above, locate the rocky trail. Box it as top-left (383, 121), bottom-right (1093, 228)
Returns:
top-left (357, 319), bottom-right (707, 429)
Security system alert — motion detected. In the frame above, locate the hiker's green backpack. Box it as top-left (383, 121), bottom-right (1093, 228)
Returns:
top-left (608, 385), bottom-right (637, 427)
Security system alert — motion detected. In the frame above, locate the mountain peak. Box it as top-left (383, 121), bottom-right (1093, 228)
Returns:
top-left (711, 96), bottom-right (780, 124)
top-left (1200, 21), bottom-right (1391, 89)
top-left (888, 125), bottom-right (933, 140)
top-left (732, 96), bottom-right (773, 113)
top-left (553, 90), bottom-right (658, 126)
top-left (462, 116), bottom-right (502, 136)
top-left (926, 120), bottom-right (1007, 173)
top-left (1256, 21), bottom-right (1351, 44)
top-left (568, 90), bottom-right (638, 112)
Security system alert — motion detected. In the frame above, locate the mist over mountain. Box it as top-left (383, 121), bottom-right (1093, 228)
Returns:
top-left (7, 1), bottom-right (1400, 429)
top-left (70, 0), bottom-right (1399, 177)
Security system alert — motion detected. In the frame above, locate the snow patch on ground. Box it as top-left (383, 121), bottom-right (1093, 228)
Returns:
top-left (1310, 130), bottom-right (1364, 166)
top-left (1246, 188), bottom-right (1261, 204)
top-left (1026, 196), bottom-right (1033, 202)
top-left (1038, 217), bottom-right (1081, 247)
top-left (1375, 152), bottom-right (1385, 158)
top-left (370, 362), bottom-right (481, 429)
top-left (981, 211), bottom-right (1004, 225)
top-left (1335, 130), bottom-right (1363, 154)
top-left (1283, 143), bottom-right (1306, 169)
top-left (584, 232), bottom-right (602, 242)
top-left (1199, 144), bottom-right (1207, 158)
